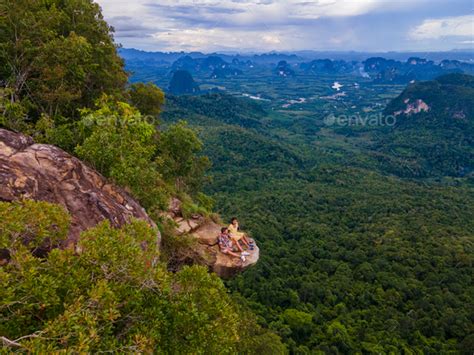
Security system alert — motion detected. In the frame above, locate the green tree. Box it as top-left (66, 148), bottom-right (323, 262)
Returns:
top-left (75, 97), bottom-right (169, 213)
top-left (128, 82), bottom-right (165, 118)
top-left (0, 0), bottom-right (127, 123)
top-left (0, 88), bottom-right (29, 132)
top-left (159, 120), bottom-right (211, 193)
top-left (282, 309), bottom-right (314, 343)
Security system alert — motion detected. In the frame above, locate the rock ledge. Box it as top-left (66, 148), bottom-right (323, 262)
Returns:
top-left (0, 129), bottom-right (159, 247)
top-left (166, 198), bottom-right (259, 278)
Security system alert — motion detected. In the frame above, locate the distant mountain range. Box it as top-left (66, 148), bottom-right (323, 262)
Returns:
top-left (119, 48), bottom-right (474, 89)
top-left (120, 48), bottom-right (474, 64)
top-left (363, 57), bottom-right (474, 84)
top-left (170, 55), bottom-right (243, 79)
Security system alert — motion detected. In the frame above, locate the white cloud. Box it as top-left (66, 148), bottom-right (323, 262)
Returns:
top-left (262, 34), bottom-right (282, 45)
top-left (410, 15), bottom-right (474, 40)
top-left (290, 0), bottom-right (379, 18)
top-left (152, 28), bottom-right (288, 52)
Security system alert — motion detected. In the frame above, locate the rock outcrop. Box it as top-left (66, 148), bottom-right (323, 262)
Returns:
top-left (394, 98), bottom-right (430, 116)
top-left (166, 198), bottom-right (259, 278)
top-left (168, 70), bottom-right (200, 95)
top-left (0, 129), bottom-right (159, 248)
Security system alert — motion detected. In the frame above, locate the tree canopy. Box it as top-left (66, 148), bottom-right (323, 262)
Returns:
top-left (0, 0), bottom-right (127, 121)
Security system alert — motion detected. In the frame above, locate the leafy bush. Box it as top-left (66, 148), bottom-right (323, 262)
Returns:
top-left (0, 200), bottom-right (70, 255)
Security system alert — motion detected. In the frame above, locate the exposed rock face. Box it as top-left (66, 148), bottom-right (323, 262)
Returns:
top-left (166, 198), bottom-right (259, 278)
top-left (394, 98), bottom-right (430, 116)
top-left (0, 129), bottom-right (159, 247)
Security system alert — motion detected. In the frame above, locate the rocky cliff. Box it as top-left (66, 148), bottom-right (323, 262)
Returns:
top-left (0, 129), bottom-right (159, 248)
top-left (0, 129), bottom-right (258, 278)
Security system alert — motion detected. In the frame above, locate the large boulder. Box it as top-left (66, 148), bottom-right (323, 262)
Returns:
top-left (0, 129), bottom-right (159, 248)
top-left (166, 198), bottom-right (259, 278)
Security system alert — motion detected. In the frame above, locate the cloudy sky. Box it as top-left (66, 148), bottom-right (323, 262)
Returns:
top-left (96, 0), bottom-right (474, 53)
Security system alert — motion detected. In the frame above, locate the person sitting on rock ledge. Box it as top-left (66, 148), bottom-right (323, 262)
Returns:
top-left (228, 218), bottom-right (254, 251)
top-left (218, 227), bottom-right (249, 262)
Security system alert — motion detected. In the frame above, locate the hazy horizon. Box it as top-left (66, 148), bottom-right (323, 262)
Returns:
top-left (121, 47), bottom-right (474, 55)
